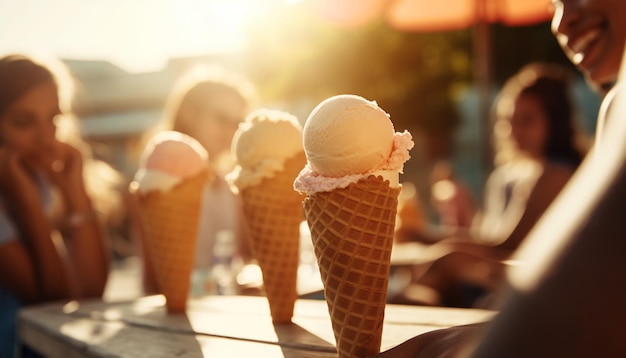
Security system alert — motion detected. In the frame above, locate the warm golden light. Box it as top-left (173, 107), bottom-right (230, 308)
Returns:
top-left (60, 319), bottom-right (125, 344)
top-left (0, 0), bottom-right (275, 72)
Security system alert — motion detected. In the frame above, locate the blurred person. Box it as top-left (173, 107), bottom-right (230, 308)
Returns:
top-left (394, 62), bottom-right (586, 308)
top-left (429, 159), bottom-right (475, 234)
top-left (164, 65), bottom-right (257, 175)
top-left (0, 53), bottom-right (118, 357)
top-left (475, 62), bottom-right (585, 251)
top-left (376, 0), bottom-right (626, 355)
top-left (394, 181), bottom-right (429, 244)
top-left (134, 65), bottom-right (257, 296)
top-left (395, 160), bottom-right (474, 245)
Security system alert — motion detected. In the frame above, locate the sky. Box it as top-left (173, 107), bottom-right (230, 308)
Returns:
top-left (0, 0), bottom-right (260, 72)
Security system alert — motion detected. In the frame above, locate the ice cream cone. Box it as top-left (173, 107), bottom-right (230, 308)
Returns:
top-left (303, 175), bottom-right (400, 358)
top-left (135, 169), bottom-right (210, 313)
top-left (239, 152), bottom-right (306, 323)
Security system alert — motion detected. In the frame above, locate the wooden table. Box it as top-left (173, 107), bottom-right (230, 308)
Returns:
top-left (18, 295), bottom-right (495, 357)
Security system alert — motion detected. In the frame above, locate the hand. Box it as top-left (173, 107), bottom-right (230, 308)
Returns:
top-left (23, 140), bottom-right (92, 212)
top-left (0, 147), bottom-right (41, 204)
top-left (34, 140), bottom-right (85, 195)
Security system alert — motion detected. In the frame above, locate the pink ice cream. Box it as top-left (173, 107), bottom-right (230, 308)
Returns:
top-left (294, 94), bottom-right (414, 194)
top-left (134, 131), bottom-right (209, 194)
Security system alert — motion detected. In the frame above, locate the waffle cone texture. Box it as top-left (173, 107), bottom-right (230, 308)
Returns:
top-left (136, 170), bottom-right (210, 313)
top-left (240, 152), bottom-right (307, 323)
top-left (303, 175), bottom-right (400, 358)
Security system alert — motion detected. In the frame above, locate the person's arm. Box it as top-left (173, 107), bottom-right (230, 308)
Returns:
top-left (41, 141), bottom-right (109, 298)
top-left (58, 188), bottom-right (109, 298)
top-left (0, 147), bottom-right (73, 303)
top-left (0, 240), bottom-right (40, 303)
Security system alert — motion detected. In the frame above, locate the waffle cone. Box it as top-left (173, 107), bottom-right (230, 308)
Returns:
top-left (303, 175), bottom-right (400, 358)
top-left (240, 152), bottom-right (306, 323)
top-left (136, 170), bottom-right (210, 313)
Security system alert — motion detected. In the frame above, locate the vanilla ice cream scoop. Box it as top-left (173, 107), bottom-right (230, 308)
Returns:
top-left (227, 109), bottom-right (303, 191)
top-left (303, 94), bottom-right (395, 177)
top-left (294, 94), bottom-right (414, 194)
top-left (134, 131), bottom-right (209, 194)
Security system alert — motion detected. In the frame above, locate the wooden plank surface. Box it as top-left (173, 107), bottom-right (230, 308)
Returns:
top-left (18, 295), bottom-right (495, 357)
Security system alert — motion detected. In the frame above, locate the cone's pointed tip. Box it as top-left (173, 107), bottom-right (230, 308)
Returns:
top-left (271, 317), bottom-right (294, 324)
top-left (165, 306), bottom-right (187, 314)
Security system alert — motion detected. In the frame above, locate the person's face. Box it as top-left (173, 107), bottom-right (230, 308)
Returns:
top-left (509, 94), bottom-right (550, 159)
top-left (0, 81), bottom-right (59, 157)
top-left (184, 90), bottom-right (247, 160)
top-left (552, 0), bottom-right (626, 88)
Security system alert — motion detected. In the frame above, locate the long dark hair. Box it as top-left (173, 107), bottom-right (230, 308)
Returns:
top-left (495, 62), bottom-right (585, 167)
top-left (0, 54), bottom-right (78, 146)
top-left (0, 54), bottom-right (56, 116)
